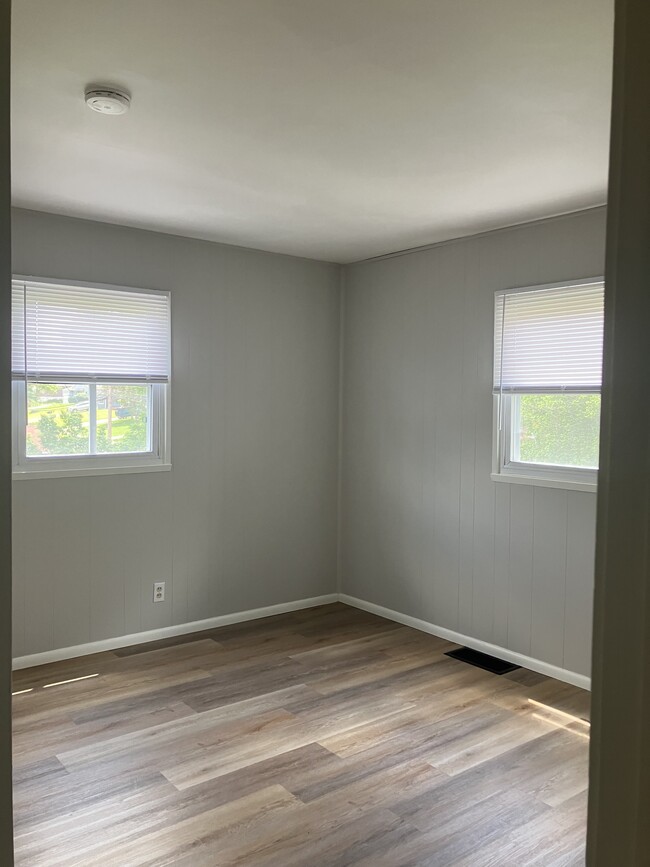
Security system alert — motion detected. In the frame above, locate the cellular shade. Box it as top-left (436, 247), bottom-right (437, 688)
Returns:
top-left (12, 279), bottom-right (170, 383)
top-left (493, 280), bottom-right (604, 394)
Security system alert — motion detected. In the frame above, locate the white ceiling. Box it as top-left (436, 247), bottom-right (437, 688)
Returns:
top-left (11, 0), bottom-right (613, 263)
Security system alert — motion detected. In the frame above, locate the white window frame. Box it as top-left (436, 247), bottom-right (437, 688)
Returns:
top-left (492, 393), bottom-right (598, 492)
top-left (491, 277), bottom-right (602, 494)
top-left (11, 276), bottom-right (171, 480)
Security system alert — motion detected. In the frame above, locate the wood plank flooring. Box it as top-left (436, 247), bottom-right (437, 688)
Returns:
top-left (12, 603), bottom-right (590, 866)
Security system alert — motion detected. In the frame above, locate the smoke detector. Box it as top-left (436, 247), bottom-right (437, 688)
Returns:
top-left (85, 87), bottom-right (131, 115)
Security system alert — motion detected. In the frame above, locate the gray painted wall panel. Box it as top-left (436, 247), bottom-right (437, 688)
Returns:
top-left (341, 208), bottom-right (606, 677)
top-left (11, 209), bottom-right (340, 657)
top-left (565, 491), bottom-right (597, 676)
top-left (507, 485), bottom-right (534, 657)
top-left (12, 206), bottom-right (604, 677)
top-left (531, 487), bottom-right (568, 667)
top-left (493, 481), bottom-right (511, 649)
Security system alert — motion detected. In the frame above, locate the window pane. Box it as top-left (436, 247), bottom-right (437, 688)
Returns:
top-left (96, 384), bottom-right (150, 454)
top-left (514, 394), bottom-right (601, 469)
top-left (26, 384), bottom-right (90, 456)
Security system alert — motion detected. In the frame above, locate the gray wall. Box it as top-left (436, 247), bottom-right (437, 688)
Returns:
top-left (11, 209), bottom-right (341, 658)
top-left (341, 208), bottom-right (606, 679)
top-left (11, 205), bottom-right (606, 679)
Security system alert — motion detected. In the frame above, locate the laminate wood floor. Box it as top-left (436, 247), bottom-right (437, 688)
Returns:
top-left (12, 603), bottom-right (590, 866)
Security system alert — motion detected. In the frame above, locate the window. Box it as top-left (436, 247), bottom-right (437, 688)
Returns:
top-left (12, 277), bottom-right (171, 478)
top-left (492, 278), bottom-right (604, 491)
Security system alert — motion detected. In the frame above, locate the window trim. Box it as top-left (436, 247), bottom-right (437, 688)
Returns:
top-left (491, 394), bottom-right (598, 493)
top-left (492, 276), bottom-right (603, 494)
top-left (12, 380), bottom-right (171, 480)
top-left (11, 274), bottom-right (171, 480)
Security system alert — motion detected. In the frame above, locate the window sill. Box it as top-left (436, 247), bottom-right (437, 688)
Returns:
top-left (491, 472), bottom-right (597, 494)
top-left (12, 463), bottom-right (172, 481)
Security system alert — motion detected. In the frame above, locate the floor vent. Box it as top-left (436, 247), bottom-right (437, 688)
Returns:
top-left (445, 646), bottom-right (521, 675)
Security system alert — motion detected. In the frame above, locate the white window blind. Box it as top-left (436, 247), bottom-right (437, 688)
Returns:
top-left (493, 280), bottom-right (604, 394)
top-left (12, 279), bottom-right (170, 383)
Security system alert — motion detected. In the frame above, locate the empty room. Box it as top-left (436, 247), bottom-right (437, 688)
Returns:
top-left (3, 0), bottom-right (650, 864)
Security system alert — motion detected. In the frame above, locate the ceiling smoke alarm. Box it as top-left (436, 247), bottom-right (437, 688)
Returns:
top-left (85, 87), bottom-right (131, 115)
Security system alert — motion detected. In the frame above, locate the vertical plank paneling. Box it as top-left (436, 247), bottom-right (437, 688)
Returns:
top-left (18, 479), bottom-right (92, 652)
top-left (428, 246), bottom-right (464, 630)
top-left (471, 239), bottom-right (500, 644)
top-left (342, 208), bottom-right (606, 678)
top-left (89, 476), bottom-right (126, 642)
top-left (169, 267), bottom-right (191, 629)
top-left (10, 484), bottom-right (28, 660)
top-left (21, 484), bottom-right (54, 654)
top-left (373, 264), bottom-right (408, 614)
top-left (507, 484), bottom-right (534, 656)
top-left (122, 472), bottom-right (174, 634)
top-left (50, 479), bottom-right (92, 650)
top-left (565, 491), bottom-right (597, 675)
top-left (11, 210), bottom-right (340, 658)
top-left (493, 481), bottom-right (511, 649)
top-left (183, 252), bottom-right (218, 622)
top-left (458, 241), bottom-right (479, 635)
top-left (340, 271), bottom-right (380, 605)
top-left (398, 259), bottom-right (428, 620)
top-left (531, 487), bottom-right (569, 667)
top-left (11, 206), bottom-right (606, 678)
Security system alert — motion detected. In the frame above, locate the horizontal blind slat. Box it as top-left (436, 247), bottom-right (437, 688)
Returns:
top-left (12, 280), bottom-right (171, 382)
top-left (493, 281), bottom-right (604, 393)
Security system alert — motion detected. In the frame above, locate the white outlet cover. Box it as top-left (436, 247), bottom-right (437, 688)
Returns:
top-left (153, 582), bottom-right (165, 602)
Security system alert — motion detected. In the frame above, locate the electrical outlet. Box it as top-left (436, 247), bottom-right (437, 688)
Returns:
top-left (153, 581), bottom-right (165, 603)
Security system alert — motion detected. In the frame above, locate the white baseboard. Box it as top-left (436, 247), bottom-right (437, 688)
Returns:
top-left (13, 591), bottom-right (591, 691)
top-left (12, 594), bottom-right (339, 671)
top-left (339, 594), bottom-right (591, 691)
